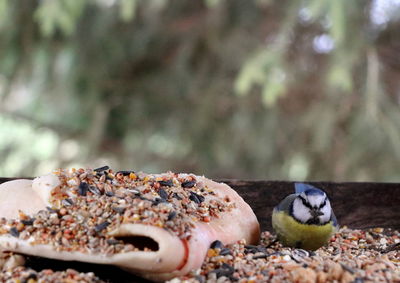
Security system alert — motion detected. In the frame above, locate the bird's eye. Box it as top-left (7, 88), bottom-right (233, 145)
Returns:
top-left (319, 199), bottom-right (326, 209)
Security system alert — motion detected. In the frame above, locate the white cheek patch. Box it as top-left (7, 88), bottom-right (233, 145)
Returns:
top-left (292, 198), bottom-right (311, 223)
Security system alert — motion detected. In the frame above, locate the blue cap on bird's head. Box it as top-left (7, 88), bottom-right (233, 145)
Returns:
top-left (295, 183), bottom-right (325, 196)
top-left (291, 182), bottom-right (333, 226)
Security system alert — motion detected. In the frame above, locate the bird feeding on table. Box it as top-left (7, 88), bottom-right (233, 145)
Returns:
top-left (272, 183), bottom-right (338, 250)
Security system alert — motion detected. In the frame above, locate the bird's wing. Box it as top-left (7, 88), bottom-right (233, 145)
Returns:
top-left (275, 194), bottom-right (297, 212)
top-left (330, 210), bottom-right (339, 228)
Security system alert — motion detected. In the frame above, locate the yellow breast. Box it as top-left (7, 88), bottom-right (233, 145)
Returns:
top-left (272, 210), bottom-right (336, 250)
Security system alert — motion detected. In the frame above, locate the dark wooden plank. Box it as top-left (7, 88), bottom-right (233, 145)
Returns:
top-left (222, 180), bottom-right (400, 231)
top-left (1, 178), bottom-right (400, 230)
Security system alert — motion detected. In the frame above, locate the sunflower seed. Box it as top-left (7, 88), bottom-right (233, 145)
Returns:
top-left (89, 185), bottom-right (102, 195)
top-left (182, 180), bottom-right (196, 188)
top-left (158, 180), bottom-right (173, 187)
top-left (78, 182), bottom-right (89, 196)
top-left (210, 240), bottom-right (224, 249)
top-left (94, 166), bottom-right (109, 172)
top-left (158, 188), bottom-right (168, 200)
top-left (167, 211), bottom-right (177, 221)
top-left (9, 227), bottom-right (19, 237)
top-left (94, 221), bottom-right (110, 232)
top-left (61, 198), bottom-right (74, 206)
top-left (116, 170), bottom-right (135, 176)
top-left (189, 191), bottom-right (205, 204)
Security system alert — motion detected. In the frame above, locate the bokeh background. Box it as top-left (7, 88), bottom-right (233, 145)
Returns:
top-left (1, 0), bottom-right (400, 181)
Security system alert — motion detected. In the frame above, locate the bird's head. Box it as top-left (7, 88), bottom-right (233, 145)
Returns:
top-left (291, 184), bottom-right (332, 225)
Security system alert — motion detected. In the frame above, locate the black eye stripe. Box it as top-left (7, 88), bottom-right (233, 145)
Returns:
top-left (299, 195), bottom-right (328, 210)
top-left (319, 197), bottom-right (328, 208)
top-left (299, 195), bottom-right (312, 209)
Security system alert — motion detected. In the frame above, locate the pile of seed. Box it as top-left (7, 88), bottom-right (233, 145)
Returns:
top-left (0, 266), bottom-right (105, 283)
top-left (170, 227), bottom-right (400, 283)
top-left (0, 167), bottom-right (234, 255)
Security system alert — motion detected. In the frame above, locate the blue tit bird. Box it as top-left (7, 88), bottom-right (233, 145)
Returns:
top-left (272, 183), bottom-right (338, 250)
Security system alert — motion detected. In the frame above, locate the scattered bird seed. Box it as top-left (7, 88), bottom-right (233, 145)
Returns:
top-left (158, 188), bottom-right (168, 200)
top-left (0, 266), bottom-right (105, 282)
top-left (173, 192), bottom-right (182, 200)
top-left (194, 275), bottom-right (205, 283)
top-left (341, 263), bottom-right (356, 274)
top-left (61, 198), bottom-right (74, 206)
top-left (21, 219), bottom-right (34, 225)
top-left (0, 167), bottom-right (234, 262)
top-left (383, 242), bottom-right (400, 253)
top-left (244, 244), bottom-right (258, 253)
top-left (152, 198), bottom-right (167, 206)
top-left (9, 227), bottom-right (19, 237)
top-left (219, 248), bottom-right (232, 256)
top-left (105, 191), bottom-right (114, 197)
top-left (107, 239), bottom-right (120, 245)
top-left (94, 221), bottom-right (110, 232)
top-left (210, 240), bottom-right (224, 250)
top-left (210, 263), bottom-right (234, 278)
top-left (167, 211), bottom-right (177, 221)
top-left (88, 185), bottom-right (102, 195)
top-left (25, 273), bottom-right (37, 280)
top-left (170, 228), bottom-right (400, 283)
top-left (181, 180), bottom-right (196, 188)
top-left (309, 250), bottom-right (316, 256)
top-left (252, 253), bottom-right (270, 259)
top-left (46, 207), bottom-right (58, 213)
top-left (189, 191), bottom-right (205, 204)
top-left (112, 207), bottom-right (126, 214)
top-left (116, 170), bottom-right (135, 176)
top-left (127, 189), bottom-right (140, 195)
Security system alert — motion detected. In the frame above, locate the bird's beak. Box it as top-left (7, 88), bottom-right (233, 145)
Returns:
top-left (310, 209), bottom-right (323, 218)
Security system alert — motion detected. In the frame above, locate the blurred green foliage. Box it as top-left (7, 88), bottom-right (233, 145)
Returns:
top-left (1, 0), bottom-right (400, 181)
